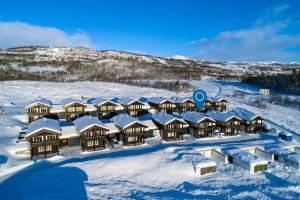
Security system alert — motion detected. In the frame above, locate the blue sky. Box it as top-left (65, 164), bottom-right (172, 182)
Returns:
top-left (0, 0), bottom-right (300, 61)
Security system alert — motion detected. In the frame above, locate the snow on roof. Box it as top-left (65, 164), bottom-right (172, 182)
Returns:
top-left (25, 98), bottom-right (52, 109)
top-left (61, 124), bottom-right (79, 139)
top-left (141, 119), bottom-right (158, 131)
top-left (111, 113), bottom-right (148, 129)
top-left (209, 97), bottom-right (228, 102)
top-left (228, 108), bottom-right (265, 121)
top-left (181, 111), bottom-right (215, 125)
top-left (222, 147), bottom-right (267, 165)
top-left (147, 97), bottom-right (175, 104)
top-left (152, 112), bottom-right (186, 126)
top-left (90, 97), bottom-right (118, 106)
top-left (205, 111), bottom-right (241, 122)
top-left (114, 97), bottom-right (144, 106)
top-left (103, 122), bottom-right (120, 134)
top-left (192, 152), bottom-right (216, 168)
top-left (25, 118), bottom-right (61, 138)
top-left (61, 98), bottom-right (86, 107)
top-left (50, 104), bottom-right (64, 113)
top-left (264, 145), bottom-right (300, 163)
top-left (73, 115), bottom-right (109, 133)
top-left (170, 96), bottom-right (194, 104)
top-left (85, 104), bottom-right (97, 112)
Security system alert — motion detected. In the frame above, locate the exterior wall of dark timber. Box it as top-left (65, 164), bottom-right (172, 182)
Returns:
top-left (212, 100), bottom-right (228, 112)
top-left (27, 104), bottom-right (51, 123)
top-left (175, 100), bottom-right (197, 113)
top-left (122, 123), bottom-right (146, 145)
top-left (216, 118), bottom-right (241, 136)
top-left (187, 119), bottom-right (216, 138)
top-left (243, 116), bottom-right (265, 133)
top-left (124, 101), bottom-right (144, 116)
top-left (80, 126), bottom-right (107, 151)
top-left (27, 130), bottom-right (60, 158)
top-left (154, 120), bottom-right (185, 141)
top-left (96, 102), bottom-right (117, 119)
top-left (64, 103), bottom-right (87, 121)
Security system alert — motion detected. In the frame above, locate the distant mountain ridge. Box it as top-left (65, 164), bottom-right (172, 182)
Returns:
top-left (0, 46), bottom-right (299, 82)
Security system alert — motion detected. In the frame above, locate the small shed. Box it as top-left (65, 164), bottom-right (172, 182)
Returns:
top-left (192, 153), bottom-right (217, 176)
top-left (222, 147), bottom-right (268, 174)
top-left (278, 132), bottom-right (293, 141)
top-left (264, 145), bottom-right (300, 171)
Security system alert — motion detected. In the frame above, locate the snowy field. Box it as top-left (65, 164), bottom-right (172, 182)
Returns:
top-left (0, 79), bottom-right (300, 199)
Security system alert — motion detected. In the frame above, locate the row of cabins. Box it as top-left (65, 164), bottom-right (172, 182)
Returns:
top-left (23, 108), bottom-right (265, 158)
top-left (26, 96), bottom-right (229, 123)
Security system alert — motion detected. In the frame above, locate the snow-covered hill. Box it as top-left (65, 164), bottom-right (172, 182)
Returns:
top-left (0, 46), bottom-right (299, 82)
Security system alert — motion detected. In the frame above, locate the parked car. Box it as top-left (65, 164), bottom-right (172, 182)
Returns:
top-left (109, 137), bottom-right (121, 148)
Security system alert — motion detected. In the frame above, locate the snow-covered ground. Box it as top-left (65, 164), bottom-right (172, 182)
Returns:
top-left (0, 79), bottom-right (300, 199)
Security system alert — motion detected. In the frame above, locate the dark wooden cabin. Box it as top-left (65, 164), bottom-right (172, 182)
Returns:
top-left (147, 97), bottom-right (176, 114)
top-left (116, 97), bottom-right (145, 116)
top-left (171, 97), bottom-right (196, 113)
top-left (24, 118), bottom-right (61, 159)
top-left (229, 109), bottom-right (265, 133)
top-left (152, 112), bottom-right (187, 141)
top-left (181, 111), bottom-right (216, 138)
top-left (25, 99), bottom-right (53, 123)
top-left (206, 112), bottom-right (241, 136)
top-left (212, 98), bottom-right (228, 112)
top-left (61, 98), bottom-right (87, 121)
top-left (91, 98), bottom-right (119, 119)
top-left (112, 113), bottom-right (148, 145)
top-left (74, 116), bottom-right (109, 151)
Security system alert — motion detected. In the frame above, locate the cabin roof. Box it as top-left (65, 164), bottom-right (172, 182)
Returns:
top-left (181, 111), bottom-right (215, 125)
top-left (113, 97), bottom-right (144, 106)
top-left (90, 97), bottom-right (119, 106)
top-left (49, 104), bottom-right (64, 113)
top-left (205, 111), bottom-right (241, 122)
top-left (141, 119), bottom-right (158, 130)
top-left (152, 112), bottom-right (186, 125)
top-left (222, 147), bottom-right (267, 165)
top-left (264, 145), bottom-right (300, 163)
top-left (61, 98), bottom-right (86, 107)
top-left (209, 97), bottom-right (228, 102)
top-left (228, 109), bottom-right (265, 121)
top-left (25, 118), bottom-right (61, 138)
top-left (170, 96), bottom-right (193, 104)
top-left (61, 124), bottom-right (79, 139)
top-left (25, 98), bottom-right (52, 109)
top-left (73, 116), bottom-right (109, 133)
top-left (103, 122), bottom-right (120, 134)
top-left (111, 113), bottom-right (148, 129)
top-left (147, 97), bottom-right (175, 104)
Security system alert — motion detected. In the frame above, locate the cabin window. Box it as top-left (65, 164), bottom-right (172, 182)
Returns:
top-left (94, 140), bottom-right (99, 145)
top-left (233, 121), bottom-right (240, 125)
top-left (87, 141), bottom-right (94, 147)
top-left (128, 105), bottom-right (141, 109)
top-left (67, 107), bottom-right (75, 112)
top-left (100, 106), bottom-right (107, 111)
top-left (46, 135), bottom-right (56, 141)
top-left (95, 130), bottom-right (104, 136)
top-left (33, 136), bottom-right (43, 142)
top-left (167, 132), bottom-right (175, 137)
top-left (40, 107), bottom-right (48, 113)
top-left (128, 136), bottom-right (137, 142)
top-left (76, 107), bottom-right (83, 112)
top-left (46, 145), bottom-right (52, 151)
top-left (38, 146), bottom-right (45, 152)
top-left (226, 128), bottom-right (231, 133)
top-left (29, 108), bottom-right (39, 114)
top-left (88, 132), bottom-right (93, 137)
top-left (198, 123), bottom-right (204, 128)
top-left (107, 105), bottom-right (115, 110)
top-left (257, 119), bottom-right (262, 124)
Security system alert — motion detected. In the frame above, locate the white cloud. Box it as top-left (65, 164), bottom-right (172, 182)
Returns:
top-left (193, 4), bottom-right (300, 62)
top-left (193, 22), bottom-right (300, 61)
top-left (0, 21), bottom-right (94, 48)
